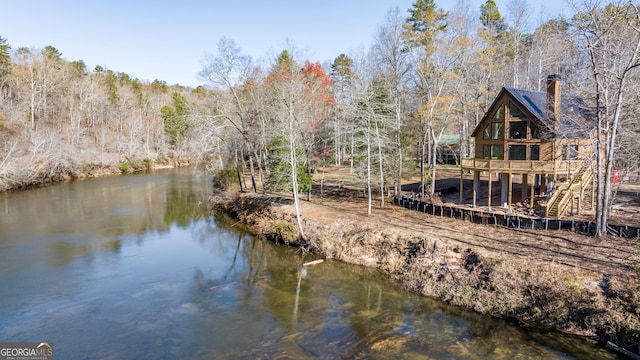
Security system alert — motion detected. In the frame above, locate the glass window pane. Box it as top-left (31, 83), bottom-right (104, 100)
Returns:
top-left (483, 145), bottom-right (490, 159)
top-left (493, 106), bottom-right (504, 119)
top-left (509, 122), bottom-right (527, 139)
top-left (483, 126), bottom-right (490, 140)
top-left (490, 122), bottom-right (503, 139)
top-left (508, 145), bottom-right (526, 160)
top-left (509, 102), bottom-right (525, 118)
top-left (491, 145), bottom-right (503, 159)
top-left (562, 145), bottom-right (579, 160)
top-left (530, 145), bottom-right (540, 160)
top-left (531, 122), bottom-right (540, 139)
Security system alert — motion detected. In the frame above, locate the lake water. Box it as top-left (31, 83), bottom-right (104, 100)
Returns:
top-left (0, 168), bottom-right (622, 359)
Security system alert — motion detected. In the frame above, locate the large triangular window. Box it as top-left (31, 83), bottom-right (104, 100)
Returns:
top-left (509, 101), bottom-right (525, 118)
top-left (492, 105), bottom-right (504, 119)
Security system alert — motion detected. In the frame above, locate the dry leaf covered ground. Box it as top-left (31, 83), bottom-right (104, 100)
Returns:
top-left (305, 165), bottom-right (639, 278)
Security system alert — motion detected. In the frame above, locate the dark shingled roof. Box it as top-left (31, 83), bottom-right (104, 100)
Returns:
top-left (472, 87), bottom-right (596, 139)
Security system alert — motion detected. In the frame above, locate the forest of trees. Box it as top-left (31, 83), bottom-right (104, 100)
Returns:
top-left (0, 0), bottom-right (639, 236)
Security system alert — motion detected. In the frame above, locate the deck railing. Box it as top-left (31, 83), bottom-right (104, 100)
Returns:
top-left (546, 163), bottom-right (594, 218)
top-left (460, 158), bottom-right (584, 174)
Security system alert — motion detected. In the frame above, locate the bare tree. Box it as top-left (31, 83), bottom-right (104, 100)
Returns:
top-left (507, 0), bottom-right (530, 87)
top-left (263, 49), bottom-right (321, 239)
top-left (448, 0), bottom-right (484, 160)
top-left (573, 0), bottom-right (640, 236)
top-left (528, 17), bottom-right (577, 91)
top-left (198, 37), bottom-right (269, 191)
top-left (372, 7), bottom-right (413, 199)
top-left (342, 50), bottom-right (396, 214)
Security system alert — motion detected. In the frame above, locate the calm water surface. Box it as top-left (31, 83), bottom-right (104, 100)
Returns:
top-left (0, 169), bottom-right (622, 359)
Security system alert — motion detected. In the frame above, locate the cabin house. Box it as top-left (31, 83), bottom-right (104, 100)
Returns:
top-left (459, 75), bottom-right (596, 218)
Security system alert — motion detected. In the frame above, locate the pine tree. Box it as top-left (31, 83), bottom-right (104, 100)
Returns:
top-left (161, 92), bottom-right (192, 147)
top-left (480, 0), bottom-right (507, 35)
top-left (404, 0), bottom-right (448, 53)
top-left (0, 36), bottom-right (10, 79)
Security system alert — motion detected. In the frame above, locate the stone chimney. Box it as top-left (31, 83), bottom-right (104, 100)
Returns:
top-left (546, 74), bottom-right (561, 131)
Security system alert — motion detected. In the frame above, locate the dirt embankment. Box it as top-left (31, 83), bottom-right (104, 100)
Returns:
top-left (211, 189), bottom-right (640, 358)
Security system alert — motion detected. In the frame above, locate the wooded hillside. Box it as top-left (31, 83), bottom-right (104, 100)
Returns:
top-left (1, 1), bottom-right (639, 232)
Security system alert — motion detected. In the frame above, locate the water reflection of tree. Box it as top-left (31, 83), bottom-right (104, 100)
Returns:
top-left (261, 248), bottom-right (310, 329)
top-left (163, 176), bottom-right (209, 227)
top-left (185, 233), bottom-right (280, 357)
top-left (184, 235), bottom-right (615, 359)
top-left (189, 234), bottom-right (270, 310)
top-left (326, 264), bottom-right (406, 358)
top-left (47, 238), bottom-right (122, 268)
top-left (261, 258), bottom-right (407, 357)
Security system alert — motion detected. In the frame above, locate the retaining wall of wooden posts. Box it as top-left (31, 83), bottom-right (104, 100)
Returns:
top-left (394, 197), bottom-right (640, 239)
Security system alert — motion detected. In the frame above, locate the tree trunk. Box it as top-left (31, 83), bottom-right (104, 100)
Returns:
top-left (375, 117), bottom-right (385, 208)
top-left (235, 146), bottom-right (243, 192)
top-left (430, 128), bottom-right (437, 198)
top-left (288, 111), bottom-right (305, 240)
top-left (350, 127), bottom-right (355, 173)
top-left (249, 155), bottom-right (257, 193)
top-left (420, 129), bottom-right (427, 198)
top-left (367, 124), bottom-right (372, 216)
top-left (394, 109), bottom-right (402, 199)
top-left (240, 148), bottom-right (248, 191)
top-left (259, 148), bottom-right (268, 194)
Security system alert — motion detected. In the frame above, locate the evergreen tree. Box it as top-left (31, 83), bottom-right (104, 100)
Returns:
top-left (0, 36), bottom-right (11, 79)
top-left (331, 54), bottom-right (352, 75)
top-left (272, 49), bottom-right (297, 76)
top-left (403, 1), bottom-right (449, 198)
top-left (266, 135), bottom-right (311, 194)
top-left (480, 0), bottom-right (507, 35)
top-left (404, 0), bottom-right (448, 52)
top-left (330, 53), bottom-right (354, 165)
top-left (42, 45), bottom-right (62, 61)
top-left (70, 60), bottom-right (87, 75)
top-left (161, 92), bottom-right (191, 147)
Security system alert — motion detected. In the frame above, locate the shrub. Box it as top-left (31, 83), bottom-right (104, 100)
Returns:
top-left (82, 165), bottom-right (94, 176)
top-left (118, 162), bottom-right (131, 173)
top-left (270, 222), bottom-right (296, 245)
top-left (117, 158), bottom-right (153, 173)
top-left (212, 167), bottom-right (237, 192)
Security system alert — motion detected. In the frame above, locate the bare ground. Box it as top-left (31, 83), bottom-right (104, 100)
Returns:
top-left (303, 165), bottom-right (638, 279)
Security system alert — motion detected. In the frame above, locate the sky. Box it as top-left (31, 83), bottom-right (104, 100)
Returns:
top-left (2, 0), bottom-right (573, 88)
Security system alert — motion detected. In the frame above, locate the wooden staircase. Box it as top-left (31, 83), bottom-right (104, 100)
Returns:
top-left (546, 163), bottom-right (593, 219)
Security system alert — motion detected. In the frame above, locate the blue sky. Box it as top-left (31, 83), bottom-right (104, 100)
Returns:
top-left (2, 0), bottom-right (572, 88)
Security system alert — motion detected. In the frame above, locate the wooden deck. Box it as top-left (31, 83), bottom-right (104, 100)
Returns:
top-left (460, 158), bottom-right (585, 175)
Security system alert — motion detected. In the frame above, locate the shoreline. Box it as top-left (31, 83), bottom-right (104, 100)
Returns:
top-left (211, 192), bottom-right (640, 359)
top-left (0, 158), bottom-right (190, 192)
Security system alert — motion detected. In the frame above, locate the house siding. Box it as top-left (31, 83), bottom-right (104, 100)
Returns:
top-left (473, 92), bottom-right (551, 161)
top-left (461, 79), bottom-right (596, 217)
